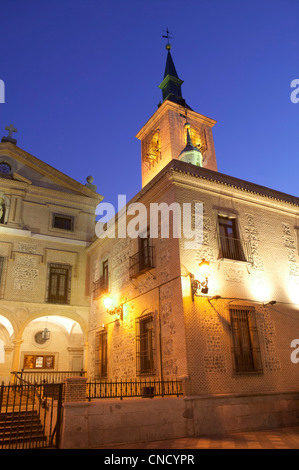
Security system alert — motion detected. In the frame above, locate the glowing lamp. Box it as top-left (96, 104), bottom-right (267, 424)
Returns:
top-left (190, 259), bottom-right (210, 300)
top-left (198, 259), bottom-right (210, 278)
top-left (103, 296), bottom-right (113, 310)
top-left (103, 295), bottom-right (123, 321)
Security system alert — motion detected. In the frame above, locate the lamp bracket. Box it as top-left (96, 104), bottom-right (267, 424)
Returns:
top-left (190, 274), bottom-right (209, 301)
top-left (107, 304), bottom-right (123, 321)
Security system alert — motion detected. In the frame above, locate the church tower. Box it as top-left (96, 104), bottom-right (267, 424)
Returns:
top-left (136, 41), bottom-right (218, 188)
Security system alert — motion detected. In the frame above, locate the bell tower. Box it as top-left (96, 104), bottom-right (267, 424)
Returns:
top-left (136, 40), bottom-right (218, 188)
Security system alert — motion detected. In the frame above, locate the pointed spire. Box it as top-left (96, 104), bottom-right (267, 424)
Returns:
top-left (158, 40), bottom-right (184, 106)
top-left (164, 47), bottom-right (179, 79)
top-left (186, 126), bottom-right (193, 148)
top-left (158, 35), bottom-right (192, 109)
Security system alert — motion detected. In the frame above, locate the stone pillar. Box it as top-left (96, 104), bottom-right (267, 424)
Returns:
top-left (61, 376), bottom-right (89, 449)
top-left (83, 341), bottom-right (88, 374)
top-left (64, 376), bottom-right (87, 403)
top-left (11, 339), bottom-right (23, 376)
top-left (181, 376), bottom-right (192, 396)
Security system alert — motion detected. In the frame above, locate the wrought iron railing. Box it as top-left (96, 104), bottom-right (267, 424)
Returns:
top-left (129, 246), bottom-right (155, 279)
top-left (11, 370), bottom-right (86, 385)
top-left (218, 235), bottom-right (253, 263)
top-left (86, 378), bottom-right (183, 401)
top-left (93, 276), bottom-right (108, 299)
top-left (0, 381), bottom-right (63, 449)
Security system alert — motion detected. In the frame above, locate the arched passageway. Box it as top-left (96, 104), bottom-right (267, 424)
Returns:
top-left (0, 314), bottom-right (87, 383)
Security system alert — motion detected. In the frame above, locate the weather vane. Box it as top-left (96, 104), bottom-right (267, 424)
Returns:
top-left (162, 28), bottom-right (173, 50)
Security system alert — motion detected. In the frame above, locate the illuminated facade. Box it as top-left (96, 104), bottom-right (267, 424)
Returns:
top-left (0, 43), bottom-right (299, 439)
top-left (0, 137), bottom-right (102, 383)
top-left (87, 45), bottom-right (299, 430)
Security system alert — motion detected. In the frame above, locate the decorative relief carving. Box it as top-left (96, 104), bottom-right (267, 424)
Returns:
top-left (159, 248), bottom-right (170, 266)
top-left (206, 336), bottom-right (221, 353)
top-left (17, 242), bottom-right (38, 254)
top-left (204, 354), bottom-right (226, 373)
top-left (200, 311), bottom-right (223, 335)
top-left (203, 217), bottom-right (211, 232)
top-left (15, 255), bottom-right (37, 268)
top-left (264, 356), bottom-right (281, 372)
top-left (89, 302), bottom-right (98, 330)
top-left (258, 308), bottom-right (281, 372)
top-left (160, 268), bottom-right (170, 282)
top-left (199, 307), bottom-right (227, 373)
top-left (137, 274), bottom-right (155, 294)
top-left (112, 247), bottom-right (130, 268)
top-left (160, 284), bottom-right (173, 300)
top-left (112, 238), bottom-right (130, 257)
top-left (163, 358), bottom-right (178, 377)
top-left (244, 213), bottom-right (264, 271)
top-left (196, 247), bottom-right (215, 263)
top-left (110, 238), bottom-right (132, 292)
top-left (225, 266), bottom-right (244, 283)
top-left (13, 254), bottom-right (39, 291)
top-left (14, 279), bottom-right (35, 291)
top-left (282, 223), bottom-right (299, 276)
top-left (111, 324), bottom-right (135, 379)
top-left (13, 267), bottom-right (38, 280)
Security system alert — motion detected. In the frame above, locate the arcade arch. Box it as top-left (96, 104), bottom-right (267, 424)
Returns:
top-left (0, 311), bottom-right (88, 382)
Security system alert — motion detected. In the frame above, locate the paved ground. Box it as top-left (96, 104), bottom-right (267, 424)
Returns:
top-left (98, 426), bottom-right (299, 449)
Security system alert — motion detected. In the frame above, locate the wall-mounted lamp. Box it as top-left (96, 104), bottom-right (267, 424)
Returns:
top-left (190, 259), bottom-right (210, 300)
top-left (41, 317), bottom-right (51, 341)
top-left (103, 296), bottom-right (123, 320)
top-left (263, 300), bottom-right (277, 307)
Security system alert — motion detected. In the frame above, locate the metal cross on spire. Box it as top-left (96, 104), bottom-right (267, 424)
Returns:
top-left (162, 28), bottom-right (174, 50)
top-left (1, 124), bottom-right (18, 144)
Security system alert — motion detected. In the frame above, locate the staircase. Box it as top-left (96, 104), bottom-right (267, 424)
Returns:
top-left (0, 410), bottom-right (47, 448)
top-left (0, 386), bottom-right (47, 448)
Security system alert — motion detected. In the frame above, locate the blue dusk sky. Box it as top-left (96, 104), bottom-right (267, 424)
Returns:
top-left (0, 0), bottom-right (298, 210)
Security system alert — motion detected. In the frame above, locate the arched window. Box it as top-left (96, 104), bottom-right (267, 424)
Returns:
top-left (0, 196), bottom-right (9, 225)
top-left (0, 199), bottom-right (6, 224)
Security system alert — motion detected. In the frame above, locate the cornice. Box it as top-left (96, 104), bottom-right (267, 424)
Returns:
top-left (0, 142), bottom-right (103, 202)
top-left (136, 100), bottom-right (217, 140)
top-left (162, 160), bottom-right (299, 208)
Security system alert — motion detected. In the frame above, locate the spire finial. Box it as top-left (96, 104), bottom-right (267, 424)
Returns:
top-left (162, 28), bottom-right (173, 50)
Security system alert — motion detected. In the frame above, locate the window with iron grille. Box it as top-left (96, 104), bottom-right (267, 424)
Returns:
top-left (129, 229), bottom-right (154, 279)
top-left (95, 330), bottom-right (108, 378)
top-left (218, 215), bottom-right (246, 261)
top-left (46, 263), bottom-right (72, 305)
top-left (52, 213), bottom-right (74, 231)
top-left (230, 307), bottom-right (263, 374)
top-left (93, 259), bottom-right (109, 299)
top-left (102, 259), bottom-right (109, 291)
top-left (136, 313), bottom-right (155, 376)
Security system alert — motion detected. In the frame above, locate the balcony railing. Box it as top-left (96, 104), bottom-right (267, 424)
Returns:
top-left (86, 378), bottom-right (183, 401)
top-left (218, 235), bottom-right (253, 263)
top-left (93, 276), bottom-right (108, 299)
top-left (11, 370), bottom-right (86, 385)
top-left (129, 246), bottom-right (155, 279)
